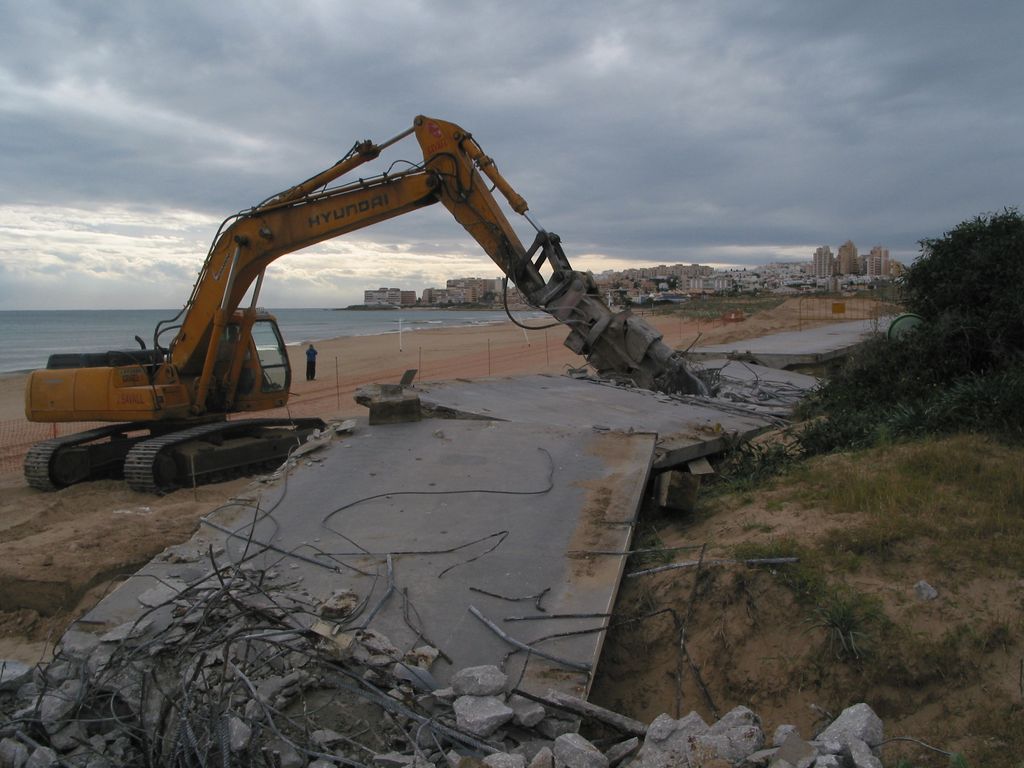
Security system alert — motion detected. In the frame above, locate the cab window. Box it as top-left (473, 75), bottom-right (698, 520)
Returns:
top-left (251, 320), bottom-right (290, 392)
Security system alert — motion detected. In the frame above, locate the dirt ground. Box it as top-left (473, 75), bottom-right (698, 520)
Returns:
top-left (3, 297), bottom-right (928, 740)
top-left (589, 474), bottom-right (1024, 765)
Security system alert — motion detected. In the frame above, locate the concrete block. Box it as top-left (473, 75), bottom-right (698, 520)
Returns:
top-left (771, 724), bottom-right (798, 747)
top-left (24, 747), bottom-right (58, 768)
top-left (452, 665), bottom-right (508, 696)
top-left (228, 717), bottom-right (252, 753)
top-left (453, 695), bottom-right (514, 738)
top-left (0, 661), bottom-right (31, 693)
top-left (39, 679), bottom-right (82, 730)
top-left (845, 738), bottom-right (883, 768)
top-left (536, 715), bottom-right (580, 740)
top-left (508, 694), bottom-right (546, 727)
top-left (552, 733), bottom-right (608, 768)
top-left (737, 747), bottom-right (777, 767)
top-left (0, 738), bottom-right (29, 768)
top-left (655, 470), bottom-right (701, 513)
top-left (483, 754), bottom-right (527, 768)
top-left (604, 737), bottom-right (639, 767)
top-left (635, 712), bottom-right (709, 767)
top-left (357, 384), bottom-right (422, 425)
top-left (816, 703), bottom-right (882, 751)
top-left (774, 732), bottom-right (816, 768)
top-left (697, 706), bottom-right (764, 762)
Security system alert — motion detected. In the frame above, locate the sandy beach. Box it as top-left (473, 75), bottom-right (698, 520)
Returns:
top-left (0, 298), bottom-right (890, 662)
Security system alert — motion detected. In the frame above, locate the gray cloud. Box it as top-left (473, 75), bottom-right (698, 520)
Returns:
top-left (1, 0), bottom-right (1021, 307)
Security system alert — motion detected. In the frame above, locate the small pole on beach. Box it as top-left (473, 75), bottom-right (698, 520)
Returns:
top-left (335, 357), bottom-right (340, 410)
top-left (398, 318), bottom-right (403, 352)
top-left (522, 326), bottom-right (530, 346)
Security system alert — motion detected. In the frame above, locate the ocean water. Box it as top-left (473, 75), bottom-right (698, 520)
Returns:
top-left (0, 308), bottom-right (540, 374)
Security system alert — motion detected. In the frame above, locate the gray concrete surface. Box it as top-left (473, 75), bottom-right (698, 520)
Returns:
top-left (67, 419), bottom-right (656, 698)
top-left (687, 319), bottom-right (886, 369)
top-left (415, 374), bottom-right (779, 469)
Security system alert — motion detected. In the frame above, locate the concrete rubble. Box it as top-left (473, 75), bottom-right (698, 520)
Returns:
top-left (2, 561), bottom-right (889, 767)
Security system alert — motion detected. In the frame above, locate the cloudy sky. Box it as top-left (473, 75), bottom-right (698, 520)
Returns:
top-left (1, 1), bottom-right (1021, 310)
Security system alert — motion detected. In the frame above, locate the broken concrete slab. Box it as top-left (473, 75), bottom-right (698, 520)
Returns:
top-left (67, 419), bottom-right (654, 700)
top-left (414, 374), bottom-right (776, 471)
top-left (688, 319), bottom-right (885, 370)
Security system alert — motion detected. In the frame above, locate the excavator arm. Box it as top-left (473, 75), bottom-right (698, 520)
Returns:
top-left (167, 115), bottom-right (705, 415)
top-left (23, 114), bottom-right (705, 493)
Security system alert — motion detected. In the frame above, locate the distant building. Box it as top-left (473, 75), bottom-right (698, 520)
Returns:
top-left (813, 246), bottom-right (834, 277)
top-left (836, 240), bottom-right (859, 276)
top-left (363, 288), bottom-right (416, 306)
top-left (866, 245), bottom-right (890, 278)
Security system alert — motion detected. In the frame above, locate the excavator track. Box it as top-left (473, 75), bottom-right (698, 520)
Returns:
top-left (24, 422), bottom-right (153, 491)
top-left (123, 417), bottom-right (325, 494)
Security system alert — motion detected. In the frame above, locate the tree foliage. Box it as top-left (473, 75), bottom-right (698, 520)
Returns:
top-left (797, 208), bottom-right (1024, 451)
top-left (903, 207), bottom-right (1024, 370)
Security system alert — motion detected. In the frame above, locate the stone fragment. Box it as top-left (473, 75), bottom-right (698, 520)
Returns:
top-left (738, 747), bottom-right (777, 767)
top-left (453, 695), bottom-right (515, 738)
top-left (914, 580), bottom-right (938, 601)
top-left (771, 724), bottom-right (798, 747)
top-left (49, 721), bottom-right (87, 752)
top-left (447, 751), bottom-right (488, 768)
top-left (136, 579), bottom-right (186, 607)
top-left (536, 716), bottom-right (579, 740)
top-left (814, 757), bottom-right (843, 768)
top-left (99, 617), bottom-right (153, 643)
top-left (394, 662), bottom-right (438, 691)
top-left (39, 679), bottom-right (83, 730)
top-left (228, 717), bottom-right (252, 752)
top-left (845, 738), bottom-right (883, 768)
top-left (816, 703), bottom-right (883, 752)
top-left (527, 747), bottom-right (554, 768)
top-left (774, 732), bottom-right (817, 768)
top-left (508, 694), bottom-right (546, 728)
top-left (311, 728), bottom-right (345, 748)
top-left (24, 747), bottom-right (58, 768)
top-left (404, 645), bottom-right (440, 668)
top-left (353, 629), bottom-right (401, 666)
top-left (266, 738), bottom-right (304, 768)
top-left (696, 706), bottom-right (764, 762)
top-left (0, 738), bottom-right (29, 768)
top-left (633, 711), bottom-right (708, 768)
top-left (374, 753), bottom-right (416, 767)
top-left (0, 661), bottom-right (31, 694)
top-left (553, 733), bottom-right (608, 768)
top-left (54, 630), bottom-right (100, 662)
top-left (318, 589), bottom-right (361, 619)
top-left (809, 739), bottom-right (843, 755)
top-left (604, 737), bottom-right (639, 767)
top-left (483, 753), bottom-right (527, 768)
top-left (451, 665), bottom-right (508, 696)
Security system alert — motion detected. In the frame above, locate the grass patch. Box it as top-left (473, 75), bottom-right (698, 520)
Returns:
top-left (790, 435), bottom-right (1024, 573)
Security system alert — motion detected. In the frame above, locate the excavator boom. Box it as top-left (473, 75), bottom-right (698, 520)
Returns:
top-left (24, 115), bottom-right (704, 492)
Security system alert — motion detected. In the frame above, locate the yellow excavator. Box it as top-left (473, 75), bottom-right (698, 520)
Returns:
top-left (24, 115), bottom-right (705, 493)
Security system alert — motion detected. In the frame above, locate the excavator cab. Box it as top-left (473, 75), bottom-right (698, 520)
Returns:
top-left (206, 313), bottom-right (291, 414)
top-left (250, 318), bottom-right (290, 394)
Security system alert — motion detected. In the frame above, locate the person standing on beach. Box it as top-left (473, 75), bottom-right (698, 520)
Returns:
top-left (305, 343), bottom-right (318, 381)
